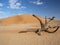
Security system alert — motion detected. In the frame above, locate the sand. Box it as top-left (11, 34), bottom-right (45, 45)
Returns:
top-left (0, 14), bottom-right (60, 45)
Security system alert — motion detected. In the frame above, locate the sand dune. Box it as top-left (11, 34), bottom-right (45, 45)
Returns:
top-left (0, 14), bottom-right (44, 25)
top-left (0, 14), bottom-right (60, 45)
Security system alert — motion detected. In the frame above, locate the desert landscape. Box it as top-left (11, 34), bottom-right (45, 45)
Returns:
top-left (0, 14), bottom-right (60, 45)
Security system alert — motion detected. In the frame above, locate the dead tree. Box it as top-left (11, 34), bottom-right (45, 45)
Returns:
top-left (32, 14), bottom-right (59, 35)
top-left (19, 14), bottom-right (60, 36)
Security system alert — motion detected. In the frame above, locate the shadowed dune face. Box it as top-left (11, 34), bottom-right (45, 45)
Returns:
top-left (0, 14), bottom-right (60, 45)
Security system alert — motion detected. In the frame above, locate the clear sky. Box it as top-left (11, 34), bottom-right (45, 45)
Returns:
top-left (0, 0), bottom-right (60, 19)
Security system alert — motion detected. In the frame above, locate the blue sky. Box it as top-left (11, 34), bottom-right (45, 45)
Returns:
top-left (0, 0), bottom-right (60, 19)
